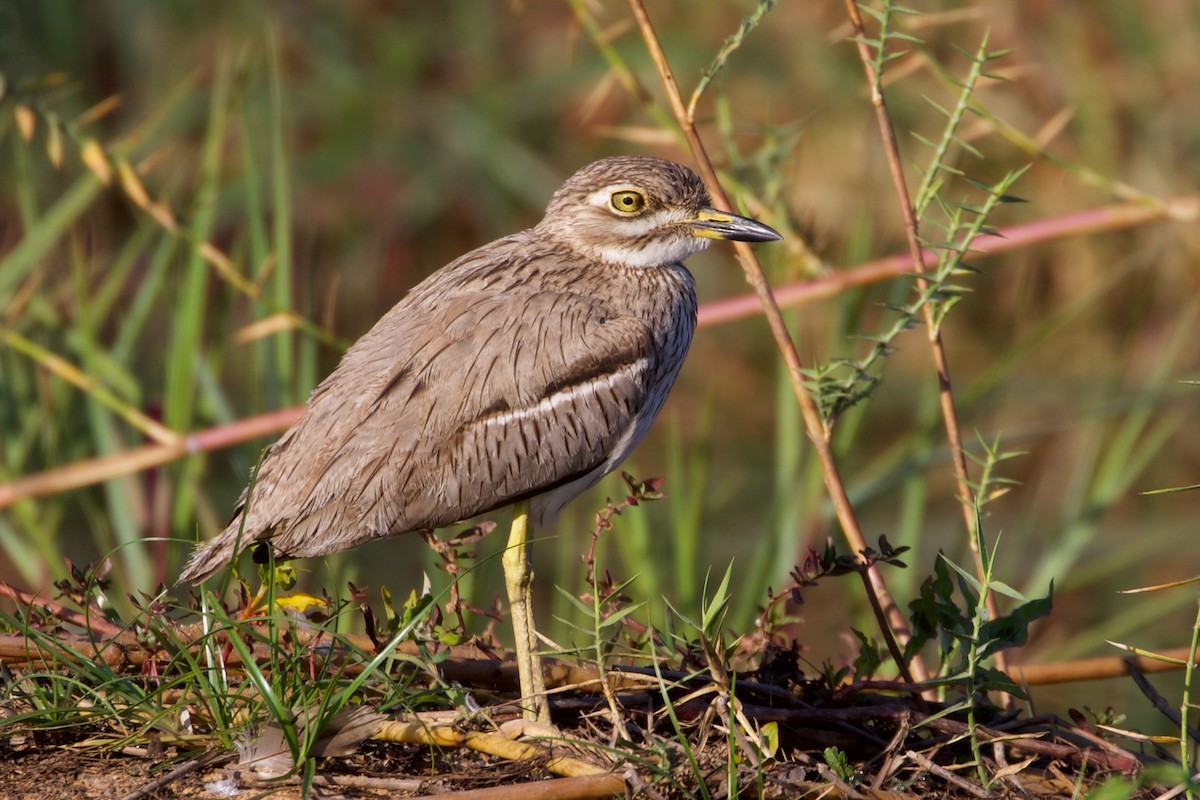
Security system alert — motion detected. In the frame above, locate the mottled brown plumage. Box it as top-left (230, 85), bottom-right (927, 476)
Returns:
top-left (181, 156), bottom-right (779, 584)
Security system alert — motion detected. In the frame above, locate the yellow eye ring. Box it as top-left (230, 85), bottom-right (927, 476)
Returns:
top-left (609, 189), bottom-right (646, 215)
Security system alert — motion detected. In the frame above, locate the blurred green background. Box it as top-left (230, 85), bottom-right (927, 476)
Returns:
top-left (1, 1), bottom-right (1198, 729)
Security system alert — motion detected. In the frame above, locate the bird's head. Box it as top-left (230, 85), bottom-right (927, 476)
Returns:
top-left (538, 156), bottom-right (781, 268)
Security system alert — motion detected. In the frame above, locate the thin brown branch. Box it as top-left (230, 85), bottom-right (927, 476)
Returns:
top-left (0, 407), bottom-right (303, 510)
top-left (698, 194), bottom-right (1199, 328)
top-left (919, 715), bottom-right (1141, 774)
top-left (904, 749), bottom-right (991, 799)
top-left (0, 581), bottom-right (125, 638)
top-left (1007, 648), bottom-right (1196, 685)
top-left (0, 627), bottom-right (641, 696)
top-left (1125, 662), bottom-right (1200, 741)
top-left (2, 616), bottom-right (1186, 691)
top-left (117, 751), bottom-right (232, 800)
top-left (245, 773), bottom-right (427, 793)
top-left (840, 0), bottom-right (997, 676)
top-left (626, 0), bottom-right (924, 683)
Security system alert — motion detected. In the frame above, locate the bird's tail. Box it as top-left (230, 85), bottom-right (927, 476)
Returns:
top-left (178, 516), bottom-right (253, 584)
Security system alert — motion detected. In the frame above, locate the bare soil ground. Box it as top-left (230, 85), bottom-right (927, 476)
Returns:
top-left (0, 703), bottom-right (1156, 800)
top-left (0, 602), bottom-right (1166, 799)
top-left (1, 736), bottom-right (498, 800)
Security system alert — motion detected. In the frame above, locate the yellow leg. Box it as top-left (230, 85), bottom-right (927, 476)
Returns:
top-left (501, 498), bottom-right (549, 722)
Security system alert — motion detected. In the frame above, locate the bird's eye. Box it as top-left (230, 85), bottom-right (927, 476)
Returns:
top-left (609, 190), bottom-right (646, 215)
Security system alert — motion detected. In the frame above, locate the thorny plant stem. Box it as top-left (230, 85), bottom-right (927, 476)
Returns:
top-left (840, 0), bottom-right (1003, 675)
top-left (1184, 590), bottom-right (1200, 800)
top-left (626, 0), bottom-right (925, 685)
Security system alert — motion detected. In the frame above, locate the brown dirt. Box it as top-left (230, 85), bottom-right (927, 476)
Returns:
top-left (0, 725), bottom-right (1158, 800)
top-left (0, 739), bottom-right (544, 800)
top-left (2, 747), bottom-right (170, 800)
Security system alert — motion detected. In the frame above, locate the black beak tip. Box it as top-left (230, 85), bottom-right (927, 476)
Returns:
top-left (693, 211), bottom-right (783, 244)
top-left (732, 223), bottom-right (783, 243)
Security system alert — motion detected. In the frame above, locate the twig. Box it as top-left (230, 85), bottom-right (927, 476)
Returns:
top-left (624, 0), bottom-right (924, 686)
top-left (246, 772), bottom-right (429, 792)
top-left (1006, 648), bottom-right (1195, 685)
top-left (904, 749), bottom-right (991, 799)
top-left (814, 762), bottom-right (866, 800)
top-left (698, 194), bottom-right (1199, 327)
top-left (374, 719), bottom-right (614, 780)
top-left (0, 581), bottom-right (124, 637)
top-left (921, 715), bottom-right (1141, 773)
top-left (0, 406), bottom-right (303, 509)
top-left (117, 750), bottom-right (231, 800)
top-left (716, 695), bottom-right (763, 769)
top-left (871, 715), bottom-right (914, 791)
top-left (624, 766), bottom-right (670, 800)
top-left (1125, 662), bottom-right (1200, 741)
top-left (839, 0), bottom-right (1000, 672)
top-left (407, 774), bottom-right (627, 800)
top-left (1, 619), bottom-right (1189, 698)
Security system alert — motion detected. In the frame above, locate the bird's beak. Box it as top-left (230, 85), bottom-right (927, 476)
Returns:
top-left (688, 207), bottom-right (782, 243)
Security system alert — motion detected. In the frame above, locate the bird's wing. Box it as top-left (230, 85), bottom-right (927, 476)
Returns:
top-left (410, 290), bottom-right (657, 528)
top-left (188, 287), bottom-right (654, 574)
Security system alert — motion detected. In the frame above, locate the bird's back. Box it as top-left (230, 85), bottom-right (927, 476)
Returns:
top-left (180, 229), bottom-right (696, 582)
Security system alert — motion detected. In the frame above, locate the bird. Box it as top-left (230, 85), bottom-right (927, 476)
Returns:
top-left (180, 155), bottom-right (781, 721)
